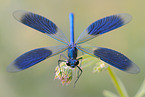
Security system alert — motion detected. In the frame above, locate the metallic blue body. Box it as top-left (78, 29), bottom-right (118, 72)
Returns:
top-left (69, 13), bottom-right (74, 45)
top-left (68, 45), bottom-right (77, 59)
top-left (67, 44), bottom-right (78, 68)
top-left (67, 13), bottom-right (79, 68)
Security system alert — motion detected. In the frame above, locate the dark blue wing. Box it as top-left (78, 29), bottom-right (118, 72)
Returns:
top-left (13, 10), bottom-right (69, 44)
top-left (76, 14), bottom-right (132, 44)
top-left (7, 45), bottom-right (68, 72)
top-left (77, 46), bottom-right (140, 73)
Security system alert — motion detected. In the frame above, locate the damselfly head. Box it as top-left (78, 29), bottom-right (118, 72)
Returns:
top-left (66, 59), bottom-right (79, 68)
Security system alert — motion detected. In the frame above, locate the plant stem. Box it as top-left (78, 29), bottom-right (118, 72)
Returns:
top-left (107, 67), bottom-right (126, 97)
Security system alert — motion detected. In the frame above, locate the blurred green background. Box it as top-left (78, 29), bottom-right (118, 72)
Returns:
top-left (0, 0), bottom-right (145, 97)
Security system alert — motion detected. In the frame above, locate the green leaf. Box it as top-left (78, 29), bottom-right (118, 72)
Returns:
top-left (80, 54), bottom-right (100, 68)
top-left (134, 79), bottom-right (145, 97)
top-left (107, 67), bottom-right (129, 97)
top-left (103, 90), bottom-right (119, 97)
top-left (117, 77), bottom-right (129, 97)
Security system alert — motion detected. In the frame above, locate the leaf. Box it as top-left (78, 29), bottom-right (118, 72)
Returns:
top-left (80, 54), bottom-right (100, 68)
top-left (103, 90), bottom-right (119, 97)
top-left (107, 67), bottom-right (129, 97)
top-left (134, 79), bottom-right (145, 97)
top-left (117, 77), bottom-right (129, 97)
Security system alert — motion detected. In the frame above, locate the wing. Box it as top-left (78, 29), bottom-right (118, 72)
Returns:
top-left (76, 14), bottom-right (132, 44)
top-left (13, 10), bottom-right (69, 44)
top-left (77, 46), bottom-right (140, 73)
top-left (7, 45), bottom-right (68, 72)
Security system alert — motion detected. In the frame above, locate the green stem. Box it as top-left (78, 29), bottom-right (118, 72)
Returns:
top-left (107, 67), bottom-right (126, 97)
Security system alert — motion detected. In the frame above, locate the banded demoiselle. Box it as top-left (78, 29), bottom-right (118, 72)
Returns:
top-left (7, 11), bottom-right (140, 84)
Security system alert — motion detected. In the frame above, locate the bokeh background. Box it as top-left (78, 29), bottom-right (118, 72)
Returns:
top-left (0, 0), bottom-right (145, 97)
